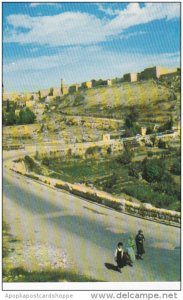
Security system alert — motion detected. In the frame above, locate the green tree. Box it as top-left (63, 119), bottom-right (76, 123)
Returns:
top-left (158, 117), bottom-right (173, 132)
top-left (38, 90), bottom-right (41, 100)
top-left (171, 160), bottom-right (181, 175)
top-left (6, 100), bottom-right (10, 112)
top-left (158, 139), bottom-right (167, 149)
top-left (142, 159), bottom-right (164, 183)
top-left (49, 87), bottom-right (54, 96)
top-left (150, 135), bottom-right (157, 147)
top-left (118, 150), bottom-right (134, 165)
top-left (6, 110), bottom-right (16, 125)
top-left (17, 108), bottom-right (36, 124)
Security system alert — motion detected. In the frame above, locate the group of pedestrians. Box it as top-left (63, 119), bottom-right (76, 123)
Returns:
top-left (114, 230), bottom-right (145, 273)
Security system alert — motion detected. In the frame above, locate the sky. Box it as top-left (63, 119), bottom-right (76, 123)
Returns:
top-left (3, 2), bottom-right (181, 93)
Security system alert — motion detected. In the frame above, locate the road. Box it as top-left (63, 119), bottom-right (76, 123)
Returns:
top-left (3, 150), bottom-right (181, 283)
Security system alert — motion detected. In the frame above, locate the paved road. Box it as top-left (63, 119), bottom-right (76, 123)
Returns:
top-left (3, 151), bottom-right (180, 282)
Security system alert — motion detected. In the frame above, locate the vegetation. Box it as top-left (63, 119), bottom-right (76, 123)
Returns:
top-left (3, 267), bottom-right (101, 282)
top-left (17, 108), bottom-right (36, 124)
top-left (3, 105), bottom-right (36, 126)
top-left (117, 149), bottom-right (134, 165)
top-left (34, 146), bottom-right (180, 211)
top-left (48, 87), bottom-right (54, 96)
top-left (171, 160), bottom-right (181, 175)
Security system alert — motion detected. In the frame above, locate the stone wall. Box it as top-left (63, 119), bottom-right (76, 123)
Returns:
top-left (10, 162), bottom-right (181, 226)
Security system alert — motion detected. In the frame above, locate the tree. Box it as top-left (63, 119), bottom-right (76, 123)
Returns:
top-left (150, 135), bottom-right (157, 147)
top-left (49, 87), bottom-right (54, 96)
top-left (118, 150), bottom-right (134, 165)
top-left (107, 146), bottom-right (112, 155)
top-left (158, 117), bottom-right (173, 132)
top-left (171, 160), bottom-right (181, 175)
top-left (146, 126), bottom-right (154, 134)
top-left (158, 139), bottom-right (168, 149)
top-left (142, 159), bottom-right (164, 183)
top-left (103, 172), bottom-right (117, 189)
top-left (38, 90), bottom-right (41, 100)
top-left (17, 108), bottom-right (36, 124)
top-left (5, 109), bottom-right (16, 126)
top-left (6, 100), bottom-right (10, 112)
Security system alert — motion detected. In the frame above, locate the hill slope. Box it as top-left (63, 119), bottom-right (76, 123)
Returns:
top-left (57, 79), bottom-right (180, 126)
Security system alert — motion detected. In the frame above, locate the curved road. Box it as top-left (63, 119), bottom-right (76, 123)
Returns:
top-left (3, 150), bottom-right (180, 283)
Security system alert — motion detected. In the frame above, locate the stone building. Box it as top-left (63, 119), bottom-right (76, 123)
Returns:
top-left (61, 79), bottom-right (69, 95)
top-left (139, 66), bottom-right (178, 80)
top-left (69, 84), bottom-right (81, 93)
top-left (40, 89), bottom-right (49, 98)
top-left (123, 72), bottom-right (138, 82)
top-left (53, 88), bottom-right (61, 97)
top-left (107, 79), bottom-right (112, 86)
top-left (81, 80), bottom-right (92, 89)
top-left (141, 127), bottom-right (147, 136)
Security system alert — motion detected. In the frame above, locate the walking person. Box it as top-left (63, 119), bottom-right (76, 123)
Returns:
top-left (127, 234), bottom-right (136, 264)
top-left (135, 230), bottom-right (145, 259)
top-left (114, 242), bottom-right (124, 272)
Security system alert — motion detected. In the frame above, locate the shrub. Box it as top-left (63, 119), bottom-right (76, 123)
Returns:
top-left (118, 150), bottom-right (134, 165)
top-left (17, 108), bottom-right (36, 125)
top-left (103, 173), bottom-right (117, 189)
top-left (147, 151), bottom-right (153, 157)
top-left (24, 155), bottom-right (35, 170)
top-left (142, 159), bottom-right (164, 183)
top-left (25, 174), bottom-right (39, 180)
top-left (158, 139), bottom-right (167, 149)
top-left (171, 160), bottom-right (181, 175)
top-left (85, 146), bottom-right (102, 158)
top-left (42, 157), bottom-right (51, 167)
top-left (123, 183), bottom-right (177, 209)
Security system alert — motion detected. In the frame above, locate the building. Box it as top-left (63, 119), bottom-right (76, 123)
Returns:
top-left (103, 134), bottom-right (110, 143)
top-left (17, 99), bottom-right (26, 108)
top-left (15, 109), bottom-right (20, 117)
top-left (69, 84), bottom-right (81, 93)
top-left (45, 96), bottom-right (54, 103)
top-left (53, 88), bottom-right (61, 97)
top-left (40, 89), bottom-right (49, 98)
top-left (81, 80), bottom-right (92, 89)
top-left (61, 79), bottom-right (69, 95)
top-left (141, 127), bottom-right (147, 136)
top-left (123, 73), bottom-right (138, 82)
top-left (107, 79), bottom-right (112, 86)
top-left (159, 68), bottom-right (180, 80)
top-left (139, 66), bottom-right (178, 80)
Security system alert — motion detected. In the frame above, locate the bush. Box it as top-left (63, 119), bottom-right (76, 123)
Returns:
top-left (17, 108), bottom-right (36, 125)
top-left (24, 155), bottom-right (35, 170)
top-left (128, 166), bottom-right (139, 179)
top-left (25, 174), bottom-right (39, 180)
top-left (147, 151), bottom-right (153, 157)
top-left (123, 183), bottom-right (177, 209)
top-left (85, 146), bottom-right (102, 158)
top-left (42, 157), bottom-right (51, 167)
top-left (171, 160), bottom-right (181, 175)
top-left (142, 158), bottom-right (164, 183)
top-left (118, 150), bottom-right (134, 165)
top-left (158, 139), bottom-right (167, 149)
top-left (103, 173), bottom-right (117, 189)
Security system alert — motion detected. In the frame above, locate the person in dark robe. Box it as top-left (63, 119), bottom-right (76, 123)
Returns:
top-left (114, 242), bottom-right (124, 272)
top-left (135, 230), bottom-right (145, 259)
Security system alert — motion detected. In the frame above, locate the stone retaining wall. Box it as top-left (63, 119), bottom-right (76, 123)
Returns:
top-left (10, 161), bottom-right (181, 227)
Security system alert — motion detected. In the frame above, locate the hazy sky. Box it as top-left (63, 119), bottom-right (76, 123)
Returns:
top-left (3, 2), bottom-right (180, 92)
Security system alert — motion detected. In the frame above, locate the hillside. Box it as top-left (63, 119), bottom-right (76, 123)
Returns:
top-left (57, 78), bottom-right (180, 127)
